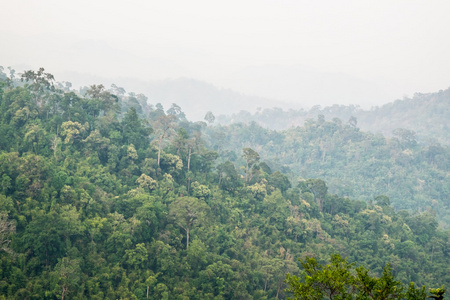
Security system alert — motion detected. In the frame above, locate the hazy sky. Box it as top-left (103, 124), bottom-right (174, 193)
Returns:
top-left (1, 0), bottom-right (450, 108)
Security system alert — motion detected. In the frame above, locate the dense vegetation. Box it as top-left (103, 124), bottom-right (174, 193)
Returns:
top-left (286, 254), bottom-right (446, 299)
top-left (0, 68), bottom-right (448, 299)
top-left (204, 116), bottom-right (450, 226)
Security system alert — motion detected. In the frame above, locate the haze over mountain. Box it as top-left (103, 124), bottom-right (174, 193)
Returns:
top-left (52, 70), bottom-right (290, 121)
top-left (215, 64), bottom-right (392, 108)
top-left (217, 87), bottom-right (450, 145)
top-left (2, 1), bottom-right (450, 114)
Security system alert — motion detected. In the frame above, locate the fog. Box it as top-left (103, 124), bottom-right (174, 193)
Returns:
top-left (1, 0), bottom-right (450, 117)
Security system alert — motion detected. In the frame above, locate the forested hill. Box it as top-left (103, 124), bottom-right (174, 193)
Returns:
top-left (358, 89), bottom-right (450, 145)
top-left (217, 88), bottom-right (450, 145)
top-left (0, 68), bottom-right (449, 299)
top-left (204, 117), bottom-right (450, 226)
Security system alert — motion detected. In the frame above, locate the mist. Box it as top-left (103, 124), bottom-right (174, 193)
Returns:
top-left (1, 0), bottom-right (449, 118)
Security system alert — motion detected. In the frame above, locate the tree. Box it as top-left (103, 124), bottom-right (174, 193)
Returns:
top-left (52, 257), bottom-right (81, 300)
top-left (429, 286), bottom-right (446, 300)
top-left (169, 196), bottom-right (208, 249)
top-left (242, 147), bottom-right (260, 183)
top-left (375, 195), bottom-right (391, 207)
top-left (24, 122), bottom-right (46, 154)
top-left (121, 107), bottom-right (152, 150)
top-left (60, 121), bottom-right (88, 146)
top-left (355, 263), bottom-right (404, 299)
top-left (152, 114), bottom-right (177, 167)
top-left (393, 128), bottom-right (417, 148)
top-left (268, 171), bottom-right (292, 193)
top-left (21, 67), bottom-right (56, 115)
top-left (217, 160), bottom-right (242, 192)
top-left (0, 212), bottom-right (15, 254)
top-left (85, 84), bottom-right (119, 117)
top-left (405, 283), bottom-right (426, 300)
top-left (348, 116), bottom-right (357, 127)
top-left (301, 179), bottom-right (328, 212)
top-left (124, 243), bottom-right (148, 270)
top-left (204, 111), bottom-right (215, 124)
top-left (60, 92), bottom-right (81, 122)
top-left (286, 254), bottom-right (445, 300)
top-left (167, 103), bottom-right (186, 120)
top-left (136, 173), bottom-right (157, 192)
top-left (286, 254), bottom-right (355, 300)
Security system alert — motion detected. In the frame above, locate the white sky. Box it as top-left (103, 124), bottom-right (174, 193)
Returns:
top-left (1, 0), bottom-right (450, 108)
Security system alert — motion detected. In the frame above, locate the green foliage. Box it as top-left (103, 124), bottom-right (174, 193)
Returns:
top-left (286, 254), bottom-right (445, 300)
top-left (0, 69), bottom-right (448, 299)
top-left (205, 113), bottom-right (450, 226)
top-left (286, 254), bottom-right (355, 299)
top-left (429, 286), bottom-right (446, 300)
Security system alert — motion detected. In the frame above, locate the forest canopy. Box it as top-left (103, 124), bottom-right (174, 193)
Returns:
top-left (0, 67), bottom-right (448, 299)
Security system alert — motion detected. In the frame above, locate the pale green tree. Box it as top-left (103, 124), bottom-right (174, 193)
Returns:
top-left (169, 196), bottom-right (209, 249)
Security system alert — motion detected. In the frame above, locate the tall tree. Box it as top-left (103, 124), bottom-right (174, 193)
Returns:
top-left (85, 84), bottom-right (119, 120)
top-left (121, 107), bottom-right (152, 150)
top-left (152, 114), bottom-right (177, 167)
top-left (21, 67), bottom-right (56, 115)
top-left (169, 196), bottom-right (208, 249)
top-left (242, 147), bottom-right (260, 183)
top-left (301, 179), bottom-right (328, 212)
top-left (52, 257), bottom-right (81, 300)
top-left (204, 111), bottom-right (215, 124)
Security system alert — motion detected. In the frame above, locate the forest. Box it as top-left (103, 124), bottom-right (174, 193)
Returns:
top-left (217, 88), bottom-right (450, 146)
top-left (0, 67), bottom-right (449, 299)
top-left (206, 111), bottom-right (450, 226)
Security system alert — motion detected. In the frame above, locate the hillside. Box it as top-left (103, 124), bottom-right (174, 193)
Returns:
top-left (0, 68), bottom-right (448, 299)
top-left (217, 88), bottom-right (450, 145)
top-left (205, 117), bottom-right (450, 226)
top-left (358, 89), bottom-right (450, 144)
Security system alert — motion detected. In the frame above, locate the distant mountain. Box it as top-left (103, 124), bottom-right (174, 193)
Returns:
top-left (218, 87), bottom-right (450, 145)
top-left (55, 71), bottom-right (292, 121)
top-left (357, 88), bottom-right (450, 144)
top-left (121, 77), bottom-right (285, 121)
top-left (220, 64), bottom-right (392, 107)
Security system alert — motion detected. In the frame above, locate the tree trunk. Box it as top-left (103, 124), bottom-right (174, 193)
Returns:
top-left (157, 137), bottom-right (163, 166)
top-left (187, 147), bottom-right (192, 193)
top-left (245, 161), bottom-right (249, 183)
top-left (187, 147), bottom-right (192, 172)
top-left (317, 198), bottom-right (322, 212)
top-left (61, 286), bottom-right (68, 300)
top-left (186, 225), bottom-right (190, 249)
top-left (276, 281), bottom-right (281, 299)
